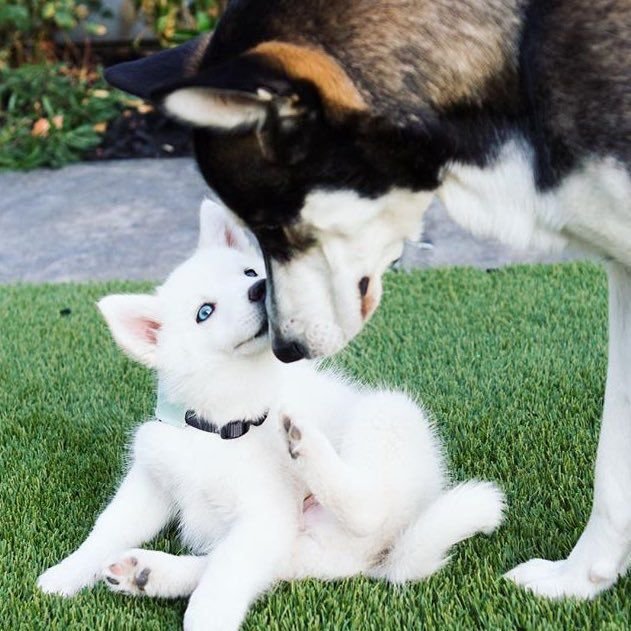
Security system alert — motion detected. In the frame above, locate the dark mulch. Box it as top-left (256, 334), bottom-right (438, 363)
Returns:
top-left (87, 108), bottom-right (193, 161)
top-left (70, 44), bottom-right (195, 161)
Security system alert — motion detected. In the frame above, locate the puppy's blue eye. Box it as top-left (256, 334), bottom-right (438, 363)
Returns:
top-left (196, 303), bottom-right (215, 323)
top-left (244, 268), bottom-right (258, 277)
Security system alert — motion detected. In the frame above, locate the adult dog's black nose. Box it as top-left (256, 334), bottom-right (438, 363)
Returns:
top-left (248, 279), bottom-right (266, 303)
top-left (272, 338), bottom-right (307, 363)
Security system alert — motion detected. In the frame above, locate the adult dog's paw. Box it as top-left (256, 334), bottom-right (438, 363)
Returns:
top-left (504, 557), bottom-right (617, 600)
top-left (37, 557), bottom-right (97, 596)
top-left (102, 551), bottom-right (151, 596)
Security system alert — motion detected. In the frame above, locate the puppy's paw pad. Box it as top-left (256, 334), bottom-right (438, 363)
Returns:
top-left (102, 555), bottom-right (151, 595)
top-left (281, 415), bottom-right (302, 459)
top-left (107, 556), bottom-right (137, 578)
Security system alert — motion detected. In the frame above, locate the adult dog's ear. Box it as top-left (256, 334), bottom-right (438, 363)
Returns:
top-left (105, 39), bottom-right (366, 164)
top-left (104, 35), bottom-right (210, 101)
top-left (153, 51), bottom-right (324, 165)
top-left (97, 294), bottom-right (161, 368)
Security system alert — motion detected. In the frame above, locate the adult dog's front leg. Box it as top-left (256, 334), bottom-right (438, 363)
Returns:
top-left (38, 464), bottom-right (172, 596)
top-left (506, 261), bottom-right (631, 599)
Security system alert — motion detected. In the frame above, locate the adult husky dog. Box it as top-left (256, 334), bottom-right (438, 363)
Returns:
top-left (105, 0), bottom-right (631, 599)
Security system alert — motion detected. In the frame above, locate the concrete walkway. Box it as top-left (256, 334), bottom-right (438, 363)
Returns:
top-left (0, 158), bottom-right (580, 284)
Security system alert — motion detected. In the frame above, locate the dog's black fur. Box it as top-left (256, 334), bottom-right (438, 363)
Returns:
top-left (106, 0), bottom-right (629, 261)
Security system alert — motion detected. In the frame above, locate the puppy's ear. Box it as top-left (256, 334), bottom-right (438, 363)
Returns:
top-left (97, 294), bottom-right (161, 368)
top-left (198, 199), bottom-right (251, 252)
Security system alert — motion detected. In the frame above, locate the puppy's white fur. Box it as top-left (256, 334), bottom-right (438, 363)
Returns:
top-left (37, 200), bottom-right (505, 630)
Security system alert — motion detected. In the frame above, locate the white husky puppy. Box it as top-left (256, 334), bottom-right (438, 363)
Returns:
top-left (38, 200), bottom-right (505, 631)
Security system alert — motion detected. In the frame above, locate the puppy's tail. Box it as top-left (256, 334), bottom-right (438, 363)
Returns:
top-left (375, 481), bottom-right (506, 584)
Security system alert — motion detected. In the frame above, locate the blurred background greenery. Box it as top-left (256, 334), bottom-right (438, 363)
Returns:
top-left (0, 0), bottom-right (222, 169)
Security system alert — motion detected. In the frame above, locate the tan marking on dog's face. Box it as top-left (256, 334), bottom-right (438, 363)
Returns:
top-left (251, 41), bottom-right (367, 116)
top-left (360, 294), bottom-right (375, 320)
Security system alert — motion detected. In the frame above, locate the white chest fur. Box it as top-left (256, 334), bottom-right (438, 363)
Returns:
top-left (132, 420), bottom-right (299, 551)
top-left (437, 140), bottom-right (631, 266)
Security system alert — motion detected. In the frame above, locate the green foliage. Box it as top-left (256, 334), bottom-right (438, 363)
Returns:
top-left (0, 0), bottom-right (221, 62)
top-left (0, 0), bottom-right (109, 64)
top-left (135, 0), bottom-right (219, 46)
top-left (0, 1), bottom-right (222, 170)
top-left (0, 63), bottom-right (125, 170)
top-left (0, 265), bottom-right (630, 628)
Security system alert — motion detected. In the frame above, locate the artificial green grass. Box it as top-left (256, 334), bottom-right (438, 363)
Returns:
top-left (1, 263), bottom-right (629, 629)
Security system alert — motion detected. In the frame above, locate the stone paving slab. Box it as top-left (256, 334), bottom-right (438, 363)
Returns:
top-left (0, 159), bottom-right (207, 283)
top-left (0, 158), bottom-right (580, 284)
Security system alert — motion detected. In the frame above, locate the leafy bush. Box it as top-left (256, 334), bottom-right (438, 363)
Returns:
top-left (0, 1), bottom-right (109, 65)
top-left (0, 0), bottom-right (223, 170)
top-left (0, 63), bottom-right (126, 170)
top-left (134, 0), bottom-right (220, 45)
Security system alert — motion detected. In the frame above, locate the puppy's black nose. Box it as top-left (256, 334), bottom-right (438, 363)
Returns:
top-left (248, 279), bottom-right (266, 303)
top-left (272, 338), bottom-right (307, 363)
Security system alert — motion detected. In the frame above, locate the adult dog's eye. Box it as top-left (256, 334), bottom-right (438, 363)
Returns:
top-left (196, 303), bottom-right (215, 323)
top-left (244, 268), bottom-right (258, 277)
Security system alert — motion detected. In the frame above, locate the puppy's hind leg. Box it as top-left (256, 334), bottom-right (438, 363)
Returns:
top-left (373, 481), bottom-right (506, 584)
top-left (282, 409), bottom-right (388, 538)
top-left (103, 550), bottom-right (207, 598)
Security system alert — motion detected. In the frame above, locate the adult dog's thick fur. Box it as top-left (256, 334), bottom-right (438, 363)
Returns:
top-left (105, 0), bottom-right (630, 600)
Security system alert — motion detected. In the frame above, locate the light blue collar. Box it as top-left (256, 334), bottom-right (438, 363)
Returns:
top-left (154, 381), bottom-right (270, 440)
top-left (154, 382), bottom-right (187, 428)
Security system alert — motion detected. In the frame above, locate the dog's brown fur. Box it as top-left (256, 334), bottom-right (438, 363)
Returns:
top-left (273, 0), bottom-right (524, 112)
top-left (205, 0), bottom-right (526, 121)
top-left (251, 41), bottom-right (367, 116)
top-left (105, 0), bottom-right (630, 248)
top-left (198, 0), bottom-right (629, 167)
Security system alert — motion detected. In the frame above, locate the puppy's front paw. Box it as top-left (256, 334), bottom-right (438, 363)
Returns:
top-left (281, 415), bottom-right (303, 459)
top-left (102, 552), bottom-right (151, 596)
top-left (37, 557), bottom-right (98, 597)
